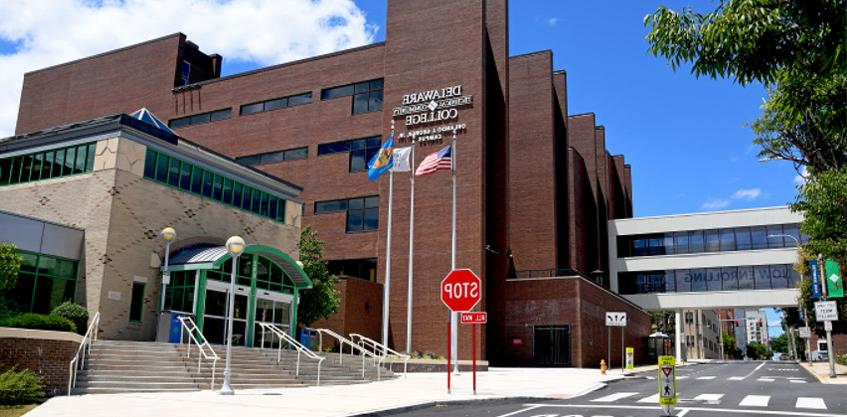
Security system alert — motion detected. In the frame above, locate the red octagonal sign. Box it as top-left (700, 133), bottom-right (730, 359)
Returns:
top-left (441, 269), bottom-right (482, 312)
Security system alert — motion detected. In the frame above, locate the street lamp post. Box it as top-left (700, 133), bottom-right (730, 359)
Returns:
top-left (768, 233), bottom-right (810, 364)
top-left (159, 227), bottom-right (176, 312)
top-left (220, 235), bottom-right (245, 395)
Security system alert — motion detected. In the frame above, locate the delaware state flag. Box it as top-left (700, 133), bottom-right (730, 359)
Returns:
top-left (367, 135), bottom-right (394, 181)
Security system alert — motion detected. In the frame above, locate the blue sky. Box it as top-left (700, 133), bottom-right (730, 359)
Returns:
top-left (309, 0), bottom-right (799, 218)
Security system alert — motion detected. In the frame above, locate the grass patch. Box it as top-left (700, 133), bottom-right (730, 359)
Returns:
top-left (0, 404), bottom-right (38, 417)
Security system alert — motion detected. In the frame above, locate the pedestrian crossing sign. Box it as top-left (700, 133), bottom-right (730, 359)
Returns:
top-left (658, 356), bottom-right (677, 407)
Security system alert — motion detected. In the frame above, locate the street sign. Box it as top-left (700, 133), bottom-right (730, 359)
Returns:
top-left (824, 321), bottom-right (833, 331)
top-left (825, 259), bottom-right (844, 298)
top-left (658, 355), bottom-right (677, 415)
top-left (815, 301), bottom-right (839, 322)
top-left (799, 327), bottom-right (811, 339)
top-left (606, 311), bottom-right (627, 327)
top-left (625, 347), bottom-right (634, 370)
top-left (440, 269), bottom-right (482, 312)
top-left (460, 312), bottom-right (487, 324)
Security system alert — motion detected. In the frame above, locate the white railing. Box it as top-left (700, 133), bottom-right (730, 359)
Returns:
top-left (349, 333), bottom-right (409, 380)
top-left (67, 312), bottom-right (100, 395)
top-left (305, 328), bottom-right (379, 379)
top-left (258, 322), bottom-right (325, 385)
top-left (177, 316), bottom-right (219, 390)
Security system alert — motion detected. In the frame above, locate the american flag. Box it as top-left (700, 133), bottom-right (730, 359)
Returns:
top-left (414, 144), bottom-right (452, 176)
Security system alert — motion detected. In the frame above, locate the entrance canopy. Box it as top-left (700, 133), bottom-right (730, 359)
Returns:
top-left (167, 244), bottom-right (312, 289)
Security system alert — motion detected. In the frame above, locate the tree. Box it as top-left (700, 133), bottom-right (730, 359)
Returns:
top-left (645, 0), bottom-right (847, 265)
top-left (0, 242), bottom-right (24, 316)
top-left (746, 341), bottom-right (773, 360)
top-left (296, 225), bottom-right (340, 326)
top-left (795, 257), bottom-right (847, 334)
top-left (722, 331), bottom-right (736, 355)
top-left (770, 333), bottom-right (788, 354)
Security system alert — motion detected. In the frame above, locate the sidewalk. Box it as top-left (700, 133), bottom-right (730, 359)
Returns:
top-left (25, 368), bottom-right (622, 417)
top-left (801, 361), bottom-right (847, 384)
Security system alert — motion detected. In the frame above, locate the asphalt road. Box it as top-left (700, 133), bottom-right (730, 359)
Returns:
top-left (371, 361), bottom-right (846, 417)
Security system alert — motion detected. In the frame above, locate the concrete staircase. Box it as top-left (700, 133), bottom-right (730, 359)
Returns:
top-left (72, 340), bottom-right (394, 394)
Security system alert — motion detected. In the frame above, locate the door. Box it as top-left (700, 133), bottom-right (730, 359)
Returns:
top-left (533, 325), bottom-right (571, 366)
top-left (203, 282), bottom-right (250, 346)
top-left (253, 290), bottom-right (292, 348)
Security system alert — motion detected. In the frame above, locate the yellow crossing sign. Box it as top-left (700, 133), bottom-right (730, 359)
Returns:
top-left (658, 355), bottom-right (677, 415)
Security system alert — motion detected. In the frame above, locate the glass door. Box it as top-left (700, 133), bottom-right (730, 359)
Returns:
top-left (253, 292), bottom-right (292, 348)
top-left (203, 282), bottom-right (250, 346)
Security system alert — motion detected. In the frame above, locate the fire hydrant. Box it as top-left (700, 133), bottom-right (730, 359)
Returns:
top-left (600, 359), bottom-right (607, 374)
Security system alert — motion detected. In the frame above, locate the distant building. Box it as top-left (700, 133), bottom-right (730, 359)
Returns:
top-left (682, 309), bottom-right (721, 360)
top-left (746, 309), bottom-right (770, 346)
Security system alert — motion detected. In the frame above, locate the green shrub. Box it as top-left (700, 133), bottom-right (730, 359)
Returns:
top-left (0, 313), bottom-right (76, 333)
top-left (50, 302), bottom-right (88, 335)
top-left (837, 353), bottom-right (847, 367)
top-left (0, 368), bottom-right (44, 405)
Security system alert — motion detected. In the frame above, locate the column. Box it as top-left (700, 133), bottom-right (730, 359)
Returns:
top-left (675, 309), bottom-right (682, 364)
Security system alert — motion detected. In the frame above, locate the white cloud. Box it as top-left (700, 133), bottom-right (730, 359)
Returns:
top-left (794, 166), bottom-right (808, 185)
top-left (731, 188), bottom-right (762, 201)
top-left (547, 17), bottom-right (558, 27)
top-left (701, 198), bottom-right (730, 210)
top-left (0, 0), bottom-right (377, 136)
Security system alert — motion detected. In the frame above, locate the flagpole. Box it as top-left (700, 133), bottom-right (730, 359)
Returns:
top-left (450, 129), bottom-right (459, 375)
top-left (382, 121), bottom-right (395, 352)
top-left (406, 137), bottom-right (416, 354)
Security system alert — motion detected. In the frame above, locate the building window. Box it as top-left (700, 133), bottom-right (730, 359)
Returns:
top-left (239, 92), bottom-right (313, 116)
top-left (618, 263), bottom-right (800, 295)
top-left (321, 79), bottom-right (383, 114)
top-left (617, 223), bottom-right (804, 258)
top-left (327, 258), bottom-right (377, 281)
top-left (1, 142), bottom-right (96, 187)
top-left (168, 108), bottom-right (232, 128)
top-left (143, 148), bottom-right (287, 223)
top-left (164, 271), bottom-right (195, 314)
top-left (317, 136), bottom-right (381, 172)
top-left (10, 252), bottom-right (78, 314)
top-left (236, 147), bottom-right (308, 166)
top-left (129, 282), bottom-right (145, 323)
top-left (314, 195), bottom-right (379, 233)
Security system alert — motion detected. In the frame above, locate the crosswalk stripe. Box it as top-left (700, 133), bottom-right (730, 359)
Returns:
top-left (790, 379), bottom-right (807, 383)
top-left (677, 376), bottom-right (689, 380)
top-left (696, 376), bottom-right (716, 380)
top-left (728, 376), bottom-right (744, 380)
top-left (796, 397), bottom-right (826, 410)
top-left (757, 378), bottom-right (775, 382)
top-left (637, 394), bottom-right (659, 403)
top-left (739, 395), bottom-right (770, 407)
top-left (693, 393), bottom-right (723, 402)
top-left (591, 392), bottom-right (638, 402)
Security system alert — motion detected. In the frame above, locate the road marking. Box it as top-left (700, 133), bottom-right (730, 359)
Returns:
top-left (637, 393), bottom-right (659, 403)
top-left (677, 375), bottom-right (689, 380)
top-left (739, 395), bottom-right (770, 407)
top-left (493, 404), bottom-right (543, 417)
top-left (796, 397), bottom-right (827, 410)
top-left (692, 393), bottom-right (724, 402)
top-left (790, 379), bottom-right (807, 383)
top-left (757, 378), bottom-right (775, 382)
top-left (696, 376), bottom-right (716, 380)
top-left (590, 392), bottom-right (638, 402)
top-left (728, 376), bottom-right (745, 380)
top-left (522, 403), bottom-right (847, 417)
top-left (646, 376), bottom-right (655, 380)
top-left (736, 361), bottom-right (767, 380)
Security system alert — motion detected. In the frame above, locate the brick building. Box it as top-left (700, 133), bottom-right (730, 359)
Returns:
top-left (7, 0), bottom-right (648, 367)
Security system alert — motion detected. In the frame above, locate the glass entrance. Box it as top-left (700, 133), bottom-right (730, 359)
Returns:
top-left (253, 294), bottom-right (292, 348)
top-left (203, 284), bottom-right (249, 346)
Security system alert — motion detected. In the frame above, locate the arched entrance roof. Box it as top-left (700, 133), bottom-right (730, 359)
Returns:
top-left (167, 244), bottom-right (312, 289)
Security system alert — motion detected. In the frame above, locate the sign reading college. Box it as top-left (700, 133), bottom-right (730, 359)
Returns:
top-left (393, 85), bottom-right (473, 145)
top-left (441, 269), bottom-right (482, 312)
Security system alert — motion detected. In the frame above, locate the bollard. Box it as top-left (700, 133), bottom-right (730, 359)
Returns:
top-left (600, 359), bottom-right (607, 375)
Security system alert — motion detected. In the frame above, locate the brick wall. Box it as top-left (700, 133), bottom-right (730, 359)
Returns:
top-left (0, 335), bottom-right (79, 397)
top-left (311, 278), bottom-right (383, 346)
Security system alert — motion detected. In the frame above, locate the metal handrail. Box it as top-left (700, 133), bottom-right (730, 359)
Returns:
top-left (305, 328), bottom-right (379, 379)
top-left (258, 322), bottom-right (325, 385)
top-left (177, 316), bottom-right (219, 390)
top-left (349, 333), bottom-right (409, 379)
top-left (67, 312), bottom-right (100, 395)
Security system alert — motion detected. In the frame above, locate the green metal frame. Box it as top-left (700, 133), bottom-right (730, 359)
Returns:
top-left (13, 250), bottom-right (80, 313)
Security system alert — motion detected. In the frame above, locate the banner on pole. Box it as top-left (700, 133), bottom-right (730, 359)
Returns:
top-left (825, 259), bottom-right (844, 298)
top-left (810, 260), bottom-right (822, 299)
top-left (626, 347), bottom-right (634, 370)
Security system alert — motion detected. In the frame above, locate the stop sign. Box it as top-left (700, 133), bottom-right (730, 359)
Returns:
top-left (441, 269), bottom-right (482, 312)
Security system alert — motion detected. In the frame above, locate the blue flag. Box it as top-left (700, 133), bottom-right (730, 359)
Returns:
top-left (809, 259), bottom-right (821, 299)
top-left (367, 136), bottom-right (394, 181)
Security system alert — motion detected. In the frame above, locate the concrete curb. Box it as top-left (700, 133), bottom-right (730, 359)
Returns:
top-left (348, 396), bottom-right (550, 416)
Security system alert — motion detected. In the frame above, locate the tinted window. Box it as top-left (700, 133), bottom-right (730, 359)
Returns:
top-left (751, 226), bottom-right (768, 249)
top-left (240, 102), bottom-right (264, 115)
top-left (288, 93), bottom-right (312, 106)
